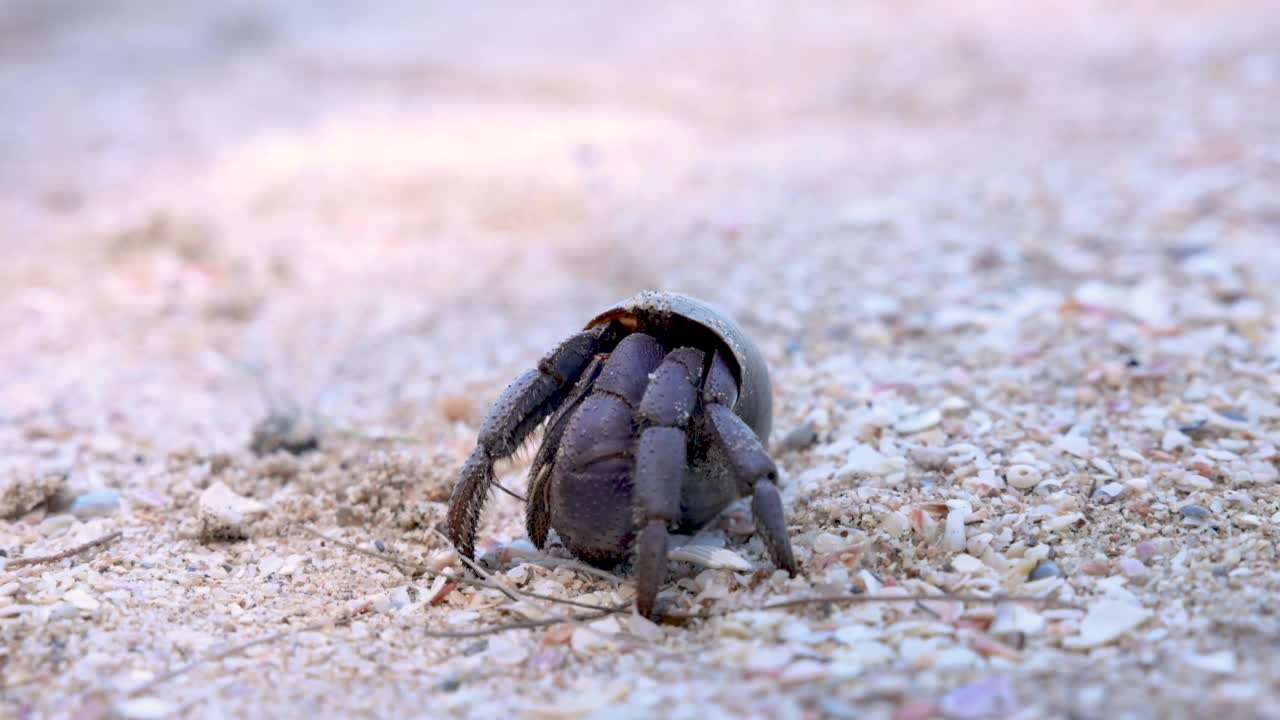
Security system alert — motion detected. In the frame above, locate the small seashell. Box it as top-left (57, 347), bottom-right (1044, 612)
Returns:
top-left (778, 423), bottom-right (819, 452)
top-left (1209, 410), bottom-right (1251, 431)
top-left (1234, 513), bottom-right (1262, 528)
top-left (483, 633), bottom-right (530, 666)
top-left (1092, 482), bottom-right (1126, 502)
top-left (198, 481), bottom-right (267, 540)
top-left (1118, 558), bottom-right (1148, 578)
top-left (944, 508), bottom-right (967, 552)
top-left (1055, 435), bottom-right (1093, 459)
top-left (113, 697), bottom-right (177, 720)
top-left (1183, 650), bottom-right (1236, 674)
top-left (780, 659), bottom-right (830, 684)
top-left (1162, 429), bottom-right (1192, 452)
top-left (1174, 472), bottom-right (1213, 491)
top-left (894, 409), bottom-right (943, 435)
top-left (841, 445), bottom-right (901, 476)
top-left (668, 544), bottom-right (754, 572)
top-left (812, 531), bottom-right (849, 554)
top-left (1090, 458), bottom-right (1118, 477)
top-left (879, 510), bottom-right (910, 538)
top-left (279, 554), bottom-right (305, 576)
top-left (1044, 512), bottom-right (1085, 532)
top-left (939, 676), bottom-right (1017, 719)
top-left (1006, 465), bottom-right (1042, 490)
top-left (910, 446), bottom-right (950, 470)
top-left (1117, 448), bottom-right (1147, 464)
top-left (624, 613), bottom-right (664, 643)
top-left (859, 569), bottom-right (885, 594)
top-left (258, 556), bottom-right (285, 577)
top-left (1062, 600), bottom-right (1151, 649)
top-left (991, 604), bottom-right (1045, 636)
top-left (64, 588), bottom-right (100, 612)
top-left (951, 554), bottom-right (985, 574)
top-left (1134, 541), bottom-right (1160, 562)
top-left (570, 616), bottom-right (621, 654)
top-left (745, 646), bottom-right (794, 673)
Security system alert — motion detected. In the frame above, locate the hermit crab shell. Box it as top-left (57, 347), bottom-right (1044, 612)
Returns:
top-left (585, 291), bottom-right (773, 443)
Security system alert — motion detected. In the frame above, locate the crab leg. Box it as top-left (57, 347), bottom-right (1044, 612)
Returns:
top-left (525, 354), bottom-right (605, 548)
top-left (631, 347), bottom-right (705, 617)
top-left (446, 324), bottom-right (614, 560)
top-left (544, 334), bottom-right (666, 566)
top-left (702, 352), bottom-right (798, 576)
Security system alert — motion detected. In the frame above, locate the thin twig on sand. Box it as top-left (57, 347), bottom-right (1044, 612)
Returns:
top-left (301, 526), bottom-right (622, 614)
top-left (128, 603), bottom-right (611, 696)
top-left (7, 530), bottom-right (123, 569)
top-left (758, 592), bottom-right (1077, 612)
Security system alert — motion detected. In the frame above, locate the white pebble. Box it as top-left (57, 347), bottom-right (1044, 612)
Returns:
top-left (69, 490), bottom-right (121, 519)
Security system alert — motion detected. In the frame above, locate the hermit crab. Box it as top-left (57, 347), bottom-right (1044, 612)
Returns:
top-left (446, 291), bottom-right (798, 617)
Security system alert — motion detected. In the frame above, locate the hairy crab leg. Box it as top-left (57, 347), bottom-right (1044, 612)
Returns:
top-left (446, 324), bottom-right (616, 560)
top-left (525, 354), bottom-right (605, 548)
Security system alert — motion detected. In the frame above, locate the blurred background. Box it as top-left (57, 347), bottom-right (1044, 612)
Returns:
top-left (2, 0), bottom-right (1278, 458)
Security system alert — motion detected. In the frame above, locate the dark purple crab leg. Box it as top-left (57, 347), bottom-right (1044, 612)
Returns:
top-left (446, 324), bottom-right (614, 560)
top-left (702, 352), bottom-right (798, 576)
top-left (525, 354), bottom-right (605, 548)
top-left (544, 333), bottom-right (666, 566)
top-left (632, 347), bottom-right (705, 618)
